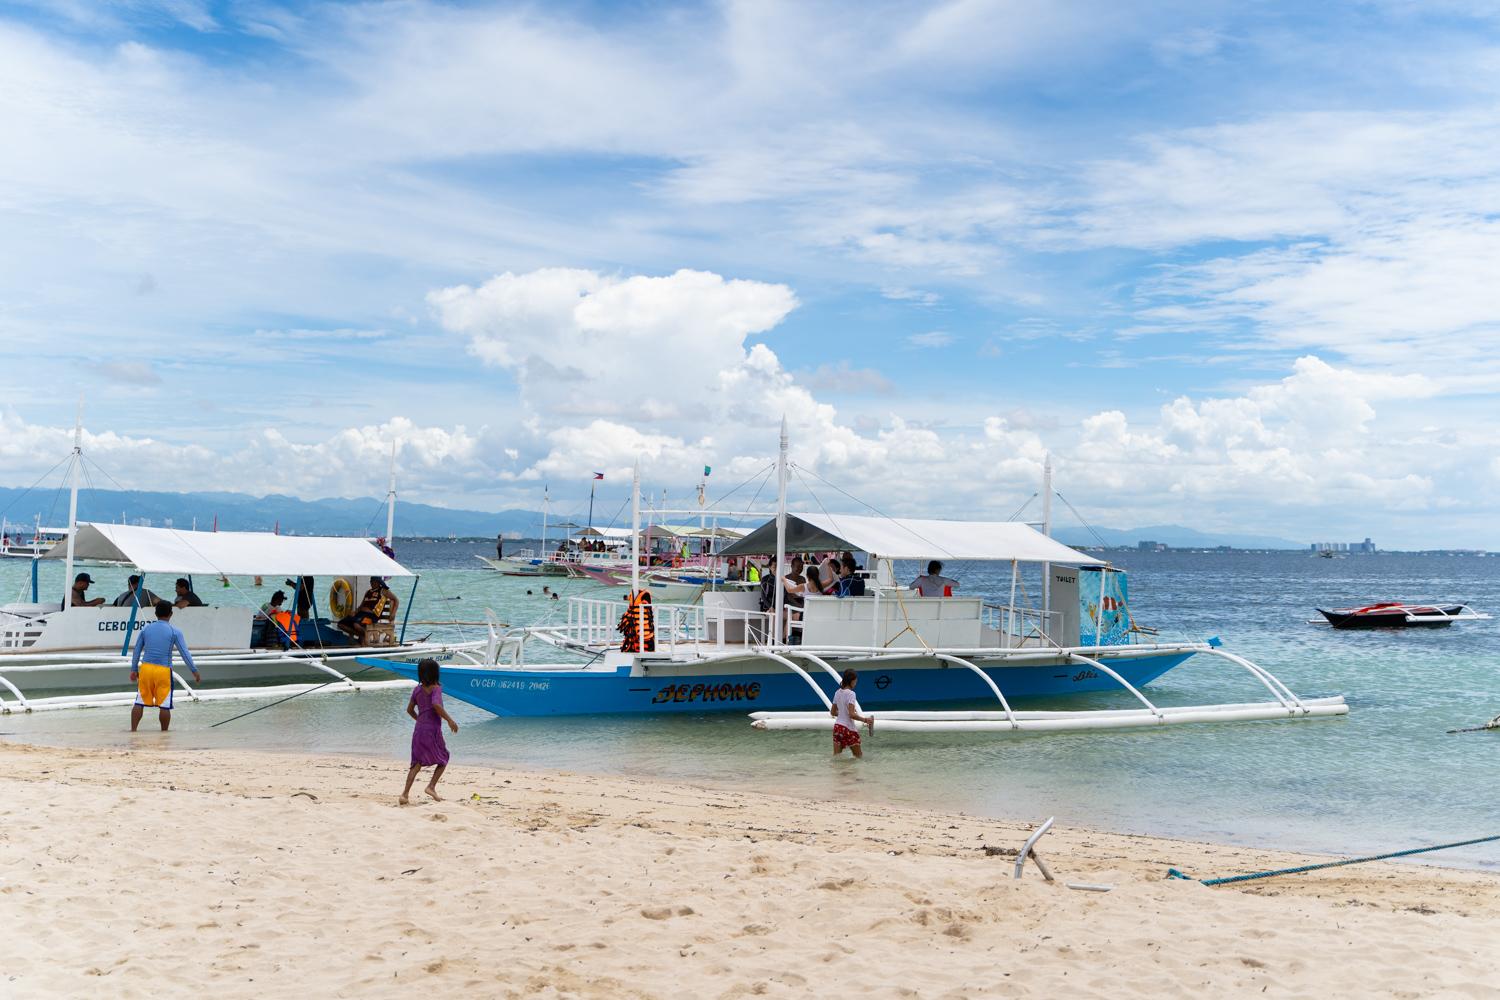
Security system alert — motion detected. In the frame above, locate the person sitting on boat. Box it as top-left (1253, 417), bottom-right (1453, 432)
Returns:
top-left (817, 555), bottom-right (842, 595)
top-left (173, 577), bottom-right (205, 609)
top-left (112, 575), bottom-right (162, 608)
top-left (70, 572), bottom-right (105, 608)
top-left (834, 554), bottom-right (866, 597)
top-left (256, 590), bottom-right (300, 649)
top-left (911, 561), bottom-right (959, 597)
top-left (337, 577), bottom-right (395, 640)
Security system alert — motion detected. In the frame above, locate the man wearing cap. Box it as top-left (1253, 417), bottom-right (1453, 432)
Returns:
top-left (70, 572), bottom-right (104, 608)
top-left (130, 600), bottom-right (200, 732)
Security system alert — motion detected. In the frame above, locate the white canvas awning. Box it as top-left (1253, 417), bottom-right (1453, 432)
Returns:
top-left (42, 522), bottom-right (414, 577)
top-left (718, 513), bottom-right (1103, 565)
top-left (682, 525), bottom-right (750, 540)
top-left (573, 527), bottom-right (635, 540)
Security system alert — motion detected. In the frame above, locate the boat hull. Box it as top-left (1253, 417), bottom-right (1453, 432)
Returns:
top-left (365, 650), bottom-right (1194, 717)
top-left (1317, 606), bottom-right (1464, 629)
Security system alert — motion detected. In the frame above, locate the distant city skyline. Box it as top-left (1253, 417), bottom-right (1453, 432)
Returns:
top-left (2, 2), bottom-right (1497, 547)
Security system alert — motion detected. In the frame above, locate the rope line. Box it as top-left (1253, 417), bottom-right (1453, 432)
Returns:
top-left (1053, 491), bottom-right (1110, 549)
top-left (1167, 833), bottom-right (1500, 886)
top-left (792, 464), bottom-right (961, 561)
top-left (209, 661), bottom-right (387, 728)
top-left (1005, 492), bottom-right (1037, 523)
top-left (0, 454), bottom-right (72, 521)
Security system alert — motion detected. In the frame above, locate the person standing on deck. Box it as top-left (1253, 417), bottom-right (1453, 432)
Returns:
top-left (496, 533), bottom-right (504, 559)
top-left (129, 601), bottom-right (201, 732)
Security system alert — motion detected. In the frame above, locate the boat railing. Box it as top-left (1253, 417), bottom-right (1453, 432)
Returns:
top-left (707, 606), bottom-right (775, 649)
top-left (563, 596), bottom-right (707, 653)
top-left (981, 602), bottom-right (1062, 648)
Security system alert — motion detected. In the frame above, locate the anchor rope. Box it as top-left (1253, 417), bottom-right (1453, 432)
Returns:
top-left (1167, 833), bottom-right (1500, 886)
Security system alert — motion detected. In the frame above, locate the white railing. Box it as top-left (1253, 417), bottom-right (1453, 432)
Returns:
top-left (708, 606), bottom-right (775, 649)
top-left (562, 596), bottom-right (708, 654)
top-left (981, 603), bottom-right (1063, 649)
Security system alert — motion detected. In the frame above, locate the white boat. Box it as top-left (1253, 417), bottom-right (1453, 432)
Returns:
top-left (0, 517), bottom-right (67, 560)
top-left (365, 430), bottom-right (1348, 736)
top-left (0, 429), bottom-right (497, 713)
top-left (0, 522), bottom-right (495, 706)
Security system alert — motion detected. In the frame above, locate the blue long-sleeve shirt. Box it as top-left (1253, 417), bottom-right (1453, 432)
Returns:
top-left (131, 619), bottom-right (197, 674)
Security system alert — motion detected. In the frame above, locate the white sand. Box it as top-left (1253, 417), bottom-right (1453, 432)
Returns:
top-left (2, 741), bottom-right (1497, 998)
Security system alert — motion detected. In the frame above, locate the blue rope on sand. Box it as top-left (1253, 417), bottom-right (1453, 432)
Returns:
top-left (1167, 833), bottom-right (1500, 886)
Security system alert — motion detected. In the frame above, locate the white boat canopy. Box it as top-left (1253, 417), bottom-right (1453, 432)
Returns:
top-left (573, 527), bottom-right (635, 540)
top-left (682, 525), bottom-right (750, 540)
top-left (41, 522), bottom-right (414, 577)
top-left (719, 513), bottom-right (1104, 565)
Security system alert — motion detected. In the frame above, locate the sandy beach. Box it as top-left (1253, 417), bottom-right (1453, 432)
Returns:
top-left (2, 741), bottom-right (1497, 999)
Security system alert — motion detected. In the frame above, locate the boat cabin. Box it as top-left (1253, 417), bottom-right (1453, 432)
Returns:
top-left (705, 513), bottom-right (1131, 651)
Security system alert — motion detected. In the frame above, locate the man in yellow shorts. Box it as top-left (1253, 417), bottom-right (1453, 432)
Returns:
top-left (130, 600), bottom-right (201, 732)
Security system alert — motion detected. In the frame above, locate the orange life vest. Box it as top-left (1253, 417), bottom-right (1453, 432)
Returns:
top-left (271, 609), bottom-right (299, 643)
top-left (617, 591), bottom-right (656, 653)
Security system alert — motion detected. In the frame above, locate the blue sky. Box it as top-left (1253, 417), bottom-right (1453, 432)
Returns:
top-left (2, 0), bottom-right (1498, 546)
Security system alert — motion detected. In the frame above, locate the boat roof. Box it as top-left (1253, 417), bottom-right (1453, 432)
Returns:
top-left (41, 522), bottom-right (413, 577)
top-left (573, 527), bottom-right (635, 540)
top-left (719, 513), bottom-right (1104, 565)
top-left (681, 524), bottom-right (750, 540)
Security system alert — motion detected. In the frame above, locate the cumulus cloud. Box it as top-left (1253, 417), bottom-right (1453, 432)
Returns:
top-left (422, 266), bottom-right (1476, 539)
top-left (0, 410), bottom-right (489, 503)
top-left (428, 268), bottom-right (797, 423)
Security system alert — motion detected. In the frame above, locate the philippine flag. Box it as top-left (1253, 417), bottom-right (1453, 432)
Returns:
top-left (593, 472), bottom-right (605, 480)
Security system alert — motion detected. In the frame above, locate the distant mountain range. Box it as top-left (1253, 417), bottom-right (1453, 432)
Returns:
top-left (0, 486), bottom-right (536, 538)
top-left (0, 485), bottom-right (1307, 549)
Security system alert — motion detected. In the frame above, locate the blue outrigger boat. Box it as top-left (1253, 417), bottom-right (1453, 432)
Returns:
top-left (368, 434), bottom-right (1347, 734)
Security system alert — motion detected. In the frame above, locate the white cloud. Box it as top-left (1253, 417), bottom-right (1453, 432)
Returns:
top-left (906, 331), bottom-right (955, 349)
top-left (428, 268), bottom-right (798, 423)
top-left (797, 362), bottom-right (897, 395)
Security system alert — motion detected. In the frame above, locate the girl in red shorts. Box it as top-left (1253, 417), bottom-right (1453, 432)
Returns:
top-left (830, 668), bottom-right (875, 758)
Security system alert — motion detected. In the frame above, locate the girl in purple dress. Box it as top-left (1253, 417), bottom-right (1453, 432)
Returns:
top-left (400, 658), bottom-right (459, 804)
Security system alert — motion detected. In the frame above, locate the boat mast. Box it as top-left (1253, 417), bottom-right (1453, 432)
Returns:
top-left (630, 461), bottom-right (641, 596)
top-left (773, 417), bottom-right (788, 648)
top-left (385, 440), bottom-right (397, 544)
top-left (1041, 452), bottom-right (1053, 634)
top-left (62, 400), bottom-right (82, 610)
top-left (542, 485), bottom-right (549, 554)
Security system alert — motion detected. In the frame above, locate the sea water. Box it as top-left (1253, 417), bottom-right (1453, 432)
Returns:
top-left (3, 544), bottom-right (1498, 870)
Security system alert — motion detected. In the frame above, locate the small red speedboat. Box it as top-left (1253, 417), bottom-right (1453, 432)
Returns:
top-left (1315, 602), bottom-right (1486, 629)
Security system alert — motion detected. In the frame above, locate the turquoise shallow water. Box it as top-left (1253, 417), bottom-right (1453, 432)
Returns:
top-left (4, 544), bottom-right (1499, 870)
